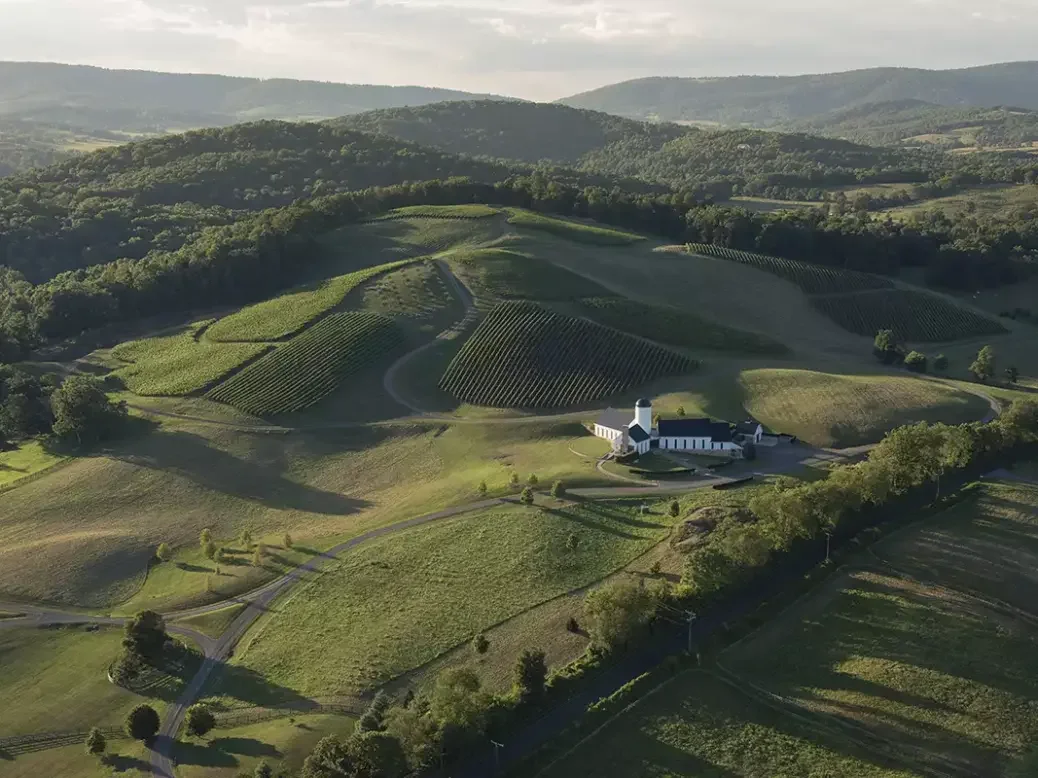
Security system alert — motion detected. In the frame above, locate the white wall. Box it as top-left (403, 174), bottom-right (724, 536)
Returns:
top-left (634, 406), bottom-right (652, 434)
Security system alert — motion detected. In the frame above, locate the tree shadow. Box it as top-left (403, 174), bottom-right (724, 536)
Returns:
top-left (207, 737), bottom-right (282, 758)
top-left (107, 429), bottom-right (370, 515)
top-left (204, 659), bottom-right (319, 711)
top-left (176, 562), bottom-right (213, 574)
top-left (103, 753), bottom-right (153, 773)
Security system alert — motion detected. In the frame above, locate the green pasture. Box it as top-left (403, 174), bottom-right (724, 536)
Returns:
top-left (0, 440), bottom-right (67, 489)
top-left (376, 204), bottom-right (500, 219)
top-left (538, 670), bottom-right (917, 778)
top-left (0, 625), bottom-right (151, 736)
top-left (173, 603), bottom-right (248, 639)
top-left (211, 499), bottom-right (681, 701)
top-left (175, 712), bottom-right (356, 778)
top-left (884, 184), bottom-right (1038, 219)
top-left (1, 741), bottom-right (152, 778)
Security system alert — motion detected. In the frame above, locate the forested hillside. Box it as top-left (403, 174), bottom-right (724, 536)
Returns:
top-left (0, 61), bottom-right (504, 130)
top-left (336, 101), bottom-right (1037, 200)
top-left (785, 100), bottom-right (1038, 148)
top-left (560, 62), bottom-right (1038, 124)
top-left (0, 121), bottom-right (521, 282)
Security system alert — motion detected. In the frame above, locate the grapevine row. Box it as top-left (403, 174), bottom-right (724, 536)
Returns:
top-left (208, 312), bottom-right (404, 415)
top-left (439, 301), bottom-right (698, 409)
top-left (811, 291), bottom-right (1007, 342)
top-left (687, 243), bottom-right (893, 294)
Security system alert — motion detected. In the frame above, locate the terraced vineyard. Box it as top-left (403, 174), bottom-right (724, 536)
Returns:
top-left (112, 321), bottom-right (271, 396)
top-left (687, 243), bottom-right (893, 294)
top-left (206, 259), bottom-right (416, 343)
top-left (440, 301), bottom-right (698, 409)
top-left (448, 249), bottom-right (610, 304)
top-left (506, 209), bottom-right (644, 246)
top-left (575, 297), bottom-right (787, 355)
top-left (813, 290), bottom-right (1007, 341)
top-left (208, 312), bottom-right (405, 415)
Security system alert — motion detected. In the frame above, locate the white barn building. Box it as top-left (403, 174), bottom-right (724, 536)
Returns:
top-left (594, 398), bottom-right (758, 458)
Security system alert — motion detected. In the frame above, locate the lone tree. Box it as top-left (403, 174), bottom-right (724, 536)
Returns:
top-left (584, 579), bottom-right (657, 652)
top-left (356, 690), bottom-right (393, 734)
top-left (677, 406), bottom-right (686, 417)
top-left (509, 472), bottom-right (520, 490)
top-left (903, 351), bottom-right (927, 373)
top-left (50, 375), bottom-right (127, 446)
top-left (239, 529), bottom-right (253, 550)
top-left (85, 727), bottom-right (107, 757)
top-left (155, 543), bottom-right (172, 563)
top-left (933, 354), bottom-right (949, 372)
top-left (513, 649), bottom-right (548, 702)
top-left (527, 473), bottom-right (539, 487)
top-left (282, 533), bottom-right (293, 549)
top-left (477, 480), bottom-right (488, 498)
top-left (873, 329), bottom-right (902, 364)
top-left (473, 633), bottom-right (490, 655)
top-left (1007, 366), bottom-right (1020, 384)
top-left (970, 346), bottom-right (996, 382)
top-left (200, 528), bottom-right (212, 547)
top-left (550, 480), bottom-right (564, 499)
top-left (185, 704), bottom-right (216, 738)
top-left (203, 539), bottom-right (217, 560)
top-left (123, 610), bottom-right (168, 661)
top-left (669, 500), bottom-right (681, 518)
top-left (126, 704), bottom-right (160, 741)
top-left (520, 486), bottom-right (535, 505)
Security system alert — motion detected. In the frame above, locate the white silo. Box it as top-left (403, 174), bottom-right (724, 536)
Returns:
top-left (634, 398), bottom-right (653, 433)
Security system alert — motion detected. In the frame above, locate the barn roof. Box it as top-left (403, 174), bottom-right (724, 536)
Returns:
top-left (736, 421), bottom-right (762, 435)
top-left (596, 408), bottom-right (633, 431)
top-left (628, 424), bottom-right (650, 443)
top-left (657, 418), bottom-right (732, 442)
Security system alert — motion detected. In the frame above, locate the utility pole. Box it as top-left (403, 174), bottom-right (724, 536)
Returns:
top-left (491, 740), bottom-right (504, 772)
top-left (824, 528), bottom-right (832, 563)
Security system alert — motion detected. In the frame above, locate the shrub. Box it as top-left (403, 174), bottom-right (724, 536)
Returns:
top-left (1007, 366), bottom-right (1020, 384)
top-left (668, 500), bottom-right (681, 518)
top-left (520, 487), bottom-right (534, 505)
top-left (514, 649), bottom-right (548, 702)
top-left (282, 533), bottom-right (293, 549)
top-left (527, 473), bottom-right (539, 487)
top-left (155, 542), bottom-right (172, 563)
top-left (239, 530), bottom-right (253, 550)
top-left (566, 532), bottom-right (580, 552)
top-left (677, 406), bottom-right (686, 417)
top-left (126, 704), bottom-right (160, 741)
top-left (203, 539), bottom-right (217, 560)
top-left (904, 350), bottom-right (927, 373)
top-left (185, 704), bottom-right (216, 738)
top-left (477, 480), bottom-right (488, 498)
top-left (509, 472), bottom-right (520, 489)
top-left (970, 345), bottom-right (995, 382)
top-left (550, 480), bottom-right (564, 499)
top-left (649, 560), bottom-right (662, 576)
top-left (254, 763), bottom-right (273, 778)
top-left (473, 633), bottom-right (489, 654)
top-left (85, 727), bottom-right (106, 756)
top-left (200, 528), bottom-right (212, 546)
top-left (583, 579), bottom-right (657, 651)
top-left (356, 691), bottom-right (393, 734)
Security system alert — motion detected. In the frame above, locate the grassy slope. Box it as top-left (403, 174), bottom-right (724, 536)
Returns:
top-left (1, 742), bottom-right (152, 778)
top-left (884, 184), bottom-right (1038, 219)
top-left (0, 417), bottom-right (613, 608)
top-left (539, 671), bottom-right (917, 778)
top-left (738, 369), bottom-right (989, 447)
top-left (210, 499), bottom-right (680, 701)
top-left (0, 625), bottom-right (151, 736)
top-left (175, 713), bottom-right (356, 778)
top-left (0, 440), bottom-right (67, 488)
top-left (504, 208), bottom-right (644, 245)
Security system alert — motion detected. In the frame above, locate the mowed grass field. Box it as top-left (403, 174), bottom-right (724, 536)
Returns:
top-left (737, 369), bottom-right (990, 447)
top-left (883, 184), bottom-right (1038, 219)
top-left (175, 713), bottom-right (356, 778)
top-left (539, 670), bottom-right (917, 778)
top-left (1, 741), bottom-right (152, 778)
top-left (543, 477), bottom-right (1038, 778)
top-left (0, 625), bottom-right (153, 736)
top-left (208, 498), bottom-right (682, 701)
top-left (0, 415), bottom-right (614, 608)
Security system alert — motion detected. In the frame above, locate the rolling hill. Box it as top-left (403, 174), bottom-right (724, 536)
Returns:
top-left (0, 61), bottom-right (507, 130)
top-left (559, 62), bottom-right (1038, 124)
top-left (784, 100), bottom-right (1038, 149)
top-left (335, 100), bottom-right (923, 194)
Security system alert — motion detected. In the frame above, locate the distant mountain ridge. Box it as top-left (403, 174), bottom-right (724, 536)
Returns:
top-left (558, 62), bottom-right (1038, 125)
top-left (0, 61), bottom-right (510, 132)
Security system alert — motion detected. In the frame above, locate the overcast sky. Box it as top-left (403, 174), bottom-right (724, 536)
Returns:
top-left (1, 0), bottom-right (1036, 100)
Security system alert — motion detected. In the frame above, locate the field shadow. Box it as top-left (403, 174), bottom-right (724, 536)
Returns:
top-left (102, 753), bottom-right (152, 773)
top-left (204, 659), bottom-right (318, 711)
top-left (109, 429), bottom-right (369, 515)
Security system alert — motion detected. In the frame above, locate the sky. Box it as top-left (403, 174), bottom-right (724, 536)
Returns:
top-left (1, 0), bottom-right (1036, 100)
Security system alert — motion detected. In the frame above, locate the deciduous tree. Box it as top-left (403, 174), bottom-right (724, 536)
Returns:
top-left (125, 704), bottom-right (160, 741)
top-left (185, 705), bottom-right (215, 738)
top-left (583, 579), bottom-right (656, 651)
top-left (970, 345), bottom-right (996, 382)
top-left (513, 648), bottom-right (548, 702)
top-left (85, 727), bottom-right (106, 756)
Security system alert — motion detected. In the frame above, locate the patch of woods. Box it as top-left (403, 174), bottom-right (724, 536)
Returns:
top-left (0, 368), bottom-right (125, 451)
top-left (874, 329), bottom-right (1018, 385)
top-left (0, 164), bottom-right (1036, 359)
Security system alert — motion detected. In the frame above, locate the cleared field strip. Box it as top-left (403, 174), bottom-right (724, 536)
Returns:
top-left (574, 296), bottom-right (788, 355)
top-left (448, 249), bottom-right (612, 305)
top-left (439, 301), bottom-right (697, 409)
top-left (687, 243), bottom-right (893, 294)
top-left (812, 289), bottom-right (1007, 341)
top-left (208, 312), bottom-right (405, 415)
top-left (206, 259), bottom-right (417, 342)
top-left (506, 208), bottom-right (644, 245)
top-left (112, 320), bottom-right (271, 396)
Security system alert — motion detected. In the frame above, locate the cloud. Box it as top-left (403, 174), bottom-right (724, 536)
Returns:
top-left (0, 0), bottom-right (1036, 99)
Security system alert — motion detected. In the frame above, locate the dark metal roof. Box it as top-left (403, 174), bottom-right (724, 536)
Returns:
top-left (657, 418), bottom-right (732, 442)
top-left (736, 421), bottom-right (762, 435)
top-left (636, 398), bottom-right (653, 408)
top-left (596, 408), bottom-right (633, 431)
top-left (628, 424), bottom-right (650, 443)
